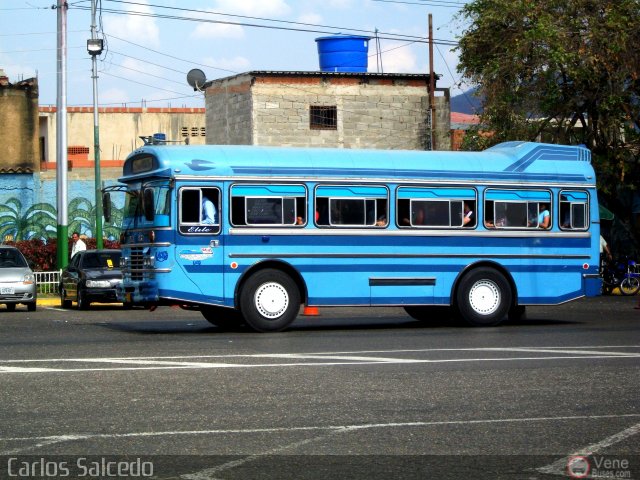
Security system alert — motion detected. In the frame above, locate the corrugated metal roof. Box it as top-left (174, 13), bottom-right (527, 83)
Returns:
top-left (205, 70), bottom-right (440, 87)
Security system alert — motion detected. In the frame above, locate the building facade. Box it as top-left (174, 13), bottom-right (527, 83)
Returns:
top-left (205, 71), bottom-right (451, 151)
top-left (38, 106), bottom-right (207, 170)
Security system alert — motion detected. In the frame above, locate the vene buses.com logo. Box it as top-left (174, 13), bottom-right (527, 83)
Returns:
top-left (567, 456), bottom-right (591, 478)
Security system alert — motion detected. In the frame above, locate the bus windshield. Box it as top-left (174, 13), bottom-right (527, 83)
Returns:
top-left (123, 184), bottom-right (172, 225)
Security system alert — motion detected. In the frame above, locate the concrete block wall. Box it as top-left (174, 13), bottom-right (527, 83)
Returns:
top-left (205, 80), bottom-right (252, 145)
top-left (205, 73), bottom-right (451, 151)
top-left (252, 77), bottom-right (434, 150)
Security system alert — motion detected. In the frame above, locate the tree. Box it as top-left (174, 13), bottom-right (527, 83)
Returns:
top-left (456, 0), bottom-right (640, 195)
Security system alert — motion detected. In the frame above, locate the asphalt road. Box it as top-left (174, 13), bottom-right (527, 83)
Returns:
top-left (0, 296), bottom-right (639, 479)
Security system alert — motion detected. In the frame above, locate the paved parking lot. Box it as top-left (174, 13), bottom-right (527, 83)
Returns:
top-left (1, 296), bottom-right (639, 479)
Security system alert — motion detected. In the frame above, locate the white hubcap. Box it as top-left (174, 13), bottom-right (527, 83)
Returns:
top-left (468, 279), bottom-right (501, 315)
top-left (254, 282), bottom-right (289, 319)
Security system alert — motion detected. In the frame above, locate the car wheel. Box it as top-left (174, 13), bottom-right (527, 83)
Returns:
top-left (6, 303), bottom-right (15, 312)
top-left (239, 269), bottom-right (300, 332)
top-left (77, 290), bottom-right (90, 310)
top-left (456, 267), bottom-right (511, 327)
top-left (27, 302), bottom-right (36, 312)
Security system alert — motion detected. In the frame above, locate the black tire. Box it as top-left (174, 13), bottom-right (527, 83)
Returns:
top-left (403, 305), bottom-right (452, 323)
top-left (456, 267), bottom-right (511, 327)
top-left (239, 269), bottom-right (300, 332)
top-left (201, 305), bottom-right (244, 330)
top-left (77, 290), bottom-right (90, 310)
top-left (27, 302), bottom-right (36, 312)
top-left (6, 303), bottom-right (15, 312)
top-left (619, 277), bottom-right (640, 296)
top-left (508, 305), bottom-right (526, 322)
top-left (60, 288), bottom-right (72, 308)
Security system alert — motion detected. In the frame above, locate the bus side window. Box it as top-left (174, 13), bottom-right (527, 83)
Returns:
top-left (560, 191), bottom-right (588, 230)
top-left (181, 189), bottom-right (200, 223)
top-left (485, 190), bottom-right (551, 229)
top-left (315, 197), bottom-right (329, 226)
top-left (484, 200), bottom-right (495, 227)
top-left (179, 187), bottom-right (221, 234)
top-left (201, 188), bottom-right (219, 225)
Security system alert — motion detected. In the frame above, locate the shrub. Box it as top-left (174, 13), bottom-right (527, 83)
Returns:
top-left (6, 238), bottom-right (120, 271)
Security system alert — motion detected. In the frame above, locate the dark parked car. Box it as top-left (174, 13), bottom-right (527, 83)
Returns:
top-left (0, 246), bottom-right (37, 311)
top-left (60, 249), bottom-right (124, 309)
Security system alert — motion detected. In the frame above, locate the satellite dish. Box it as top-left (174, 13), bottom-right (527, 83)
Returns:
top-left (187, 69), bottom-right (207, 92)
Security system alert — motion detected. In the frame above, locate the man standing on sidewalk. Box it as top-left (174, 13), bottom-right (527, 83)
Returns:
top-left (71, 232), bottom-right (86, 259)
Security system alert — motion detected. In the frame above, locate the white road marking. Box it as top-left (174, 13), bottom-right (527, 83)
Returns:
top-left (0, 346), bottom-right (638, 374)
top-left (3, 413), bottom-right (639, 446)
top-left (537, 422), bottom-right (640, 476)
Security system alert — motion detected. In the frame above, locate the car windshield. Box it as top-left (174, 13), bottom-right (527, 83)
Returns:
top-left (0, 249), bottom-right (27, 268)
top-left (81, 252), bottom-right (121, 269)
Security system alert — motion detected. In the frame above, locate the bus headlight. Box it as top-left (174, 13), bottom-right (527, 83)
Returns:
top-left (120, 256), bottom-right (129, 268)
top-left (143, 256), bottom-right (155, 268)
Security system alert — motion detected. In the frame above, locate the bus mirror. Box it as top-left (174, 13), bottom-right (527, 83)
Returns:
top-left (143, 188), bottom-right (155, 221)
top-left (102, 192), bottom-right (111, 223)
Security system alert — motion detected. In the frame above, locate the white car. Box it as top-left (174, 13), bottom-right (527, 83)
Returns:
top-left (0, 246), bottom-right (37, 312)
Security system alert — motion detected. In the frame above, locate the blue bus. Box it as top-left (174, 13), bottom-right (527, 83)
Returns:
top-left (103, 140), bottom-right (601, 332)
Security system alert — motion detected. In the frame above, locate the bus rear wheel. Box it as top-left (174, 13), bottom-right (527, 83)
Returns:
top-left (456, 268), bottom-right (511, 327)
top-left (240, 269), bottom-right (300, 332)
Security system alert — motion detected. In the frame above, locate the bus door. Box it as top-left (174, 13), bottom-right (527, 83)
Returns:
top-left (176, 186), bottom-right (225, 305)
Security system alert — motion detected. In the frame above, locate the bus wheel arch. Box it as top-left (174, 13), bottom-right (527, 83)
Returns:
top-left (452, 262), bottom-right (516, 327)
top-left (235, 262), bottom-right (305, 332)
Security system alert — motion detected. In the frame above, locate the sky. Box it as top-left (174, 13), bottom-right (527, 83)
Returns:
top-left (0, 0), bottom-right (470, 108)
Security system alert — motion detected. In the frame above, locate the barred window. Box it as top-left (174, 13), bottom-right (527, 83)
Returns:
top-left (310, 106), bottom-right (337, 130)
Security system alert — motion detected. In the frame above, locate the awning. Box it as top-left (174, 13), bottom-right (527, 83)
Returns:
top-left (599, 204), bottom-right (614, 221)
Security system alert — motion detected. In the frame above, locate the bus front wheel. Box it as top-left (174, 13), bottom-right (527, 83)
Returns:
top-left (456, 268), bottom-right (511, 327)
top-left (240, 269), bottom-right (300, 332)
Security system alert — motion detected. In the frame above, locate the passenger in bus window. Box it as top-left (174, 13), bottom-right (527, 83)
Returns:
top-left (413, 206), bottom-right (425, 225)
top-left (538, 203), bottom-right (550, 229)
top-left (463, 202), bottom-right (475, 227)
top-left (202, 196), bottom-right (218, 224)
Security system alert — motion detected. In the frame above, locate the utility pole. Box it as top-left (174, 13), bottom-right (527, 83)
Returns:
top-left (88, 0), bottom-right (104, 248)
top-left (428, 13), bottom-right (436, 151)
top-left (56, 1), bottom-right (69, 268)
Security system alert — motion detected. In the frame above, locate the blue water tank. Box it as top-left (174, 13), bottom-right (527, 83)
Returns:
top-left (315, 35), bottom-right (369, 73)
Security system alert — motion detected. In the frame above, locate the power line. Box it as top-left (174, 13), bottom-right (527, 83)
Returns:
top-left (370, 0), bottom-right (466, 7)
top-left (70, 2), bottom-right (458, 47)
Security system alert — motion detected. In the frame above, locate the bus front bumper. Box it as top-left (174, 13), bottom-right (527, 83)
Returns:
top-left (117, 281), bottom-right (159, 305)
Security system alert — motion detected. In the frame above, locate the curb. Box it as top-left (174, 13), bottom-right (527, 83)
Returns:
top-left (37, 296), bottom-right (62, 306)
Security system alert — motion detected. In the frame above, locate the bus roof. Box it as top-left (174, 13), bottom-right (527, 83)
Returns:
top-left (120, 142), bottom-right (595, 186)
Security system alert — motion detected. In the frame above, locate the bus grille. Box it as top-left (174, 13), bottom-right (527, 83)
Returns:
top-left (130, 247), bottom-right (144, 281)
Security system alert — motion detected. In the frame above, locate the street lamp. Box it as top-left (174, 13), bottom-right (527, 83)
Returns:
top-left (87, 3), bottom-right (103, 249)
top-left (87, 38), bottom-right (103, 56)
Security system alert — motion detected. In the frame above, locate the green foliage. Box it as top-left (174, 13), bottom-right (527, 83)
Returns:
top-left (0, 197), bottom-right (123, 242)
top-left (0, 198), bottom-right (57, 241)
top-left (456, 0), bottom-right (640, 195)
